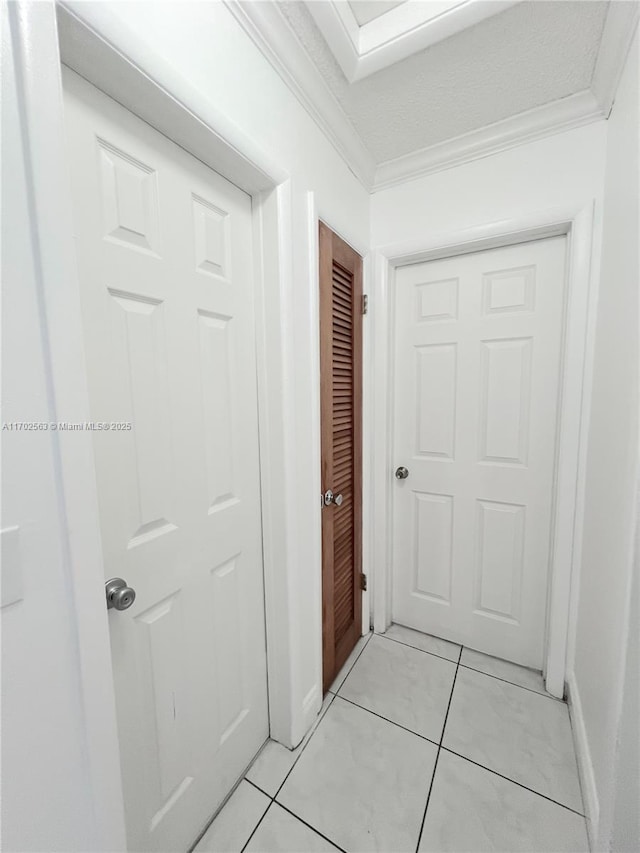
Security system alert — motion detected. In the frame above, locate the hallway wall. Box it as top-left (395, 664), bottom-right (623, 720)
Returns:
top-left (370, 121), bottom-right (607, 246)
top-left (1, 6), bottom-right (98, 850)
top-left (573, 27), bottom-right (639, 851)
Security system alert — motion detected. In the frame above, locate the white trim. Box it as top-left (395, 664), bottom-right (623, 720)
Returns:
top-left (9, 3), bottom-right (127, 848)
top-left (372, 204), bottom-right (600, 701)
top-left (305, 0), bottom-right (360, 84)
top-left (567, 673), bottom-right (599, 848)
top-left (57, 3), bottom-right (286, 194)
top-left (544, 204), bottom-right (599, 698)
top-left (223, 0), bottom-right (375, 189)
top-left (252, 182), bottom-right (300, 748)
top-left (373, 91), bottom-right (605, 190)
top-left (591, 1), bottom-right (640, 118)
top-left (362, 248), bottom-right (374, 628)
top-left (307, 0), bottom-right (518, 83)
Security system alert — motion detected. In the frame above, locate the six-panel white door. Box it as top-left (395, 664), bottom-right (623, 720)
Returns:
top-left (392, 238), bottom-right (566, 668)
top-left (63, 70), bottom-right (268, 852)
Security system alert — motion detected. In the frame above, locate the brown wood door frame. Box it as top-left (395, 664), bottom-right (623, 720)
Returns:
top-left (319, 221), bottom-right (363, 694)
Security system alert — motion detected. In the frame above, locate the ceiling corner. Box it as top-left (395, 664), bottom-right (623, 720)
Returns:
top-left (591, 0), bottom-right (640, 116)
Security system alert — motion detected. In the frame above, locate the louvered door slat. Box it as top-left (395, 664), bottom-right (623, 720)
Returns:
top-left (320, 222), bottom-right (363, 694)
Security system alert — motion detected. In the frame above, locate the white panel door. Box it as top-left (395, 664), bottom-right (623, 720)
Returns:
top-left (63, 70), bottom-right (268, 852)
top-left (392, 238), bottom-right (566, 668)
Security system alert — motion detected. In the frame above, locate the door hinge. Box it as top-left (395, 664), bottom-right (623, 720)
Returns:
top-left (360, 573), bottom-right (367, 591)
top-left (362, 294), bottom-right (368, 315)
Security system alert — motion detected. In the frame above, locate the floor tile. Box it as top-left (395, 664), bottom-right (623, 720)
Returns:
top-left (245, 803), bottom-right (341, 853)
top-left (327, 632), bottom-right (372, 694)
top-left (277, 696), bottom-right (437, 853)
top-left (384, 623), bottom-right (461, 662)
top-left (339, 634), bottom-right (456, 741)
top-left (461, 648), bottom-right (549, 696)
top-left (194, 780), bottom-right (270, 853)
top-left (419, 750), bottom-right (589, 852)
top-left (246, 694), bottom-right (334, 796)
top-left (444, 667), bottom-right (583, 812)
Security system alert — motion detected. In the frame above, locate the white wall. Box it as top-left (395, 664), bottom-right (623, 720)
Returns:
top-left (371, 122), bottom-right (607, 245)
top-left (1, 6), bottom-right (98, 850)
top-left (572, 28), bottom-right (639, 852)
top-left (610, 527), bottom-right (639, 853)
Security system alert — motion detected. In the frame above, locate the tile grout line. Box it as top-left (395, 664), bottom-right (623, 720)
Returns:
top-left (327, 631), bottom-right (374, 695)
top-left (245, 777), bottom-right (273, 799)
top-left (438, 746), bottom-right (586, 817)
top-left (249, 635), bottom-right (373, 853)
top-left (380, 631), bottom-right (561, 703)
top-left (246, 776), bottom-right (348, 853)
top-left (245, 727), bottom-right (349, 852)
top-left (276, 802), bottom-right (349, 853)
top-left (238, 796), bottom-right (273, 853)
top-left (458, 663), bottom-right (564, 702)
top-left (377, 632), bottom-right (461, 666)
top-left (335, 694), bottom-right (440, 747)
top-left (414, 644), bottom-right (463, 853)
top-left (272, 691), bottom-right (338, 800)
top-left (241, 689), bottom-right (342, 852)
top-left (189, 744), bottom-right (272, 853)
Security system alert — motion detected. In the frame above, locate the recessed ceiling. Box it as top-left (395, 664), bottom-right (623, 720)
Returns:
top-left (278, 0), bottom-right (609, 163)
top-left (348, 1), bottom-right (406, 27)
top-left (307, 0), bottom-right (520, 81)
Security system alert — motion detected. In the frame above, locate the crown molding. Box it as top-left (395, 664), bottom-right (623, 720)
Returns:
top-left (591, 0), bottom-right (640, 118)
top-left (223, 0), bottom-right (376, 188)
top-left (307, 0), bottom-right (519, 83)
top-left (222, 0), bottom-right (633, 196)
top-left (372, 89), bottom-right (606, 191)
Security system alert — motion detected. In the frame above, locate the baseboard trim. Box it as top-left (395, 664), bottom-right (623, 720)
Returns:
top-left (301, 684), bottom-right (321, 728)
top-left (566, 673), bottom-right (599, 849)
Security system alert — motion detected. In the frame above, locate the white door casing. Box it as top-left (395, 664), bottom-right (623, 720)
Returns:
top-left (63, 70), bottom-right (268, 852)
top-left (392, 237), bottom-right (567, 668)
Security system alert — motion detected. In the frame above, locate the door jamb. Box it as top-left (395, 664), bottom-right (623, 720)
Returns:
top-left (371, 203), bottom-right (600, 699)
top-left (14, 2), bottom-right (308, 847)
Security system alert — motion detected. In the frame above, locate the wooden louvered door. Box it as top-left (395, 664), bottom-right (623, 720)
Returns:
top-left (319, 222), bottom-right (363, 694)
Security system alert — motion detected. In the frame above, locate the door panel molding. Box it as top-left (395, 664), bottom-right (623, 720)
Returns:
top-left (371, 203), bottom-right (601, 699)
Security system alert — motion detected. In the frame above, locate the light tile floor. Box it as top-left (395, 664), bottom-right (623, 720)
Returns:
top-left (195, 627), bottom-right (588, 853)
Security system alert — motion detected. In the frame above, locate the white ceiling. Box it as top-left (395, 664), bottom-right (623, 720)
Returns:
top-left (348, 1), bottom-right (406, 27)
top-left (278, 0), bottom-right (609, 164)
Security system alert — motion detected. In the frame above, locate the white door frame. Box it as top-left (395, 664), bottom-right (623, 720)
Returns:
top-left (371, 203), bottom-right (600, 699)
top-left (12, 2), bottom-right (321, 848)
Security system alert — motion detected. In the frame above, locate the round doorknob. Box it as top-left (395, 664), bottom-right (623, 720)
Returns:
top-left (334, 493), bottom-right (343, 506)
top-left (395, 466), bottom-right (409, 480)
top-left (105, 577), bottom-right (136, 611)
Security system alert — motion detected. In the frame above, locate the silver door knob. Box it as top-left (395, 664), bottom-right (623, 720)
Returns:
top-left (105, 577), bottom-right (136, 611)
top-left (323, 490), bottom-right (344, 507)
top-left (395, 466), bottom-right (409, 480)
